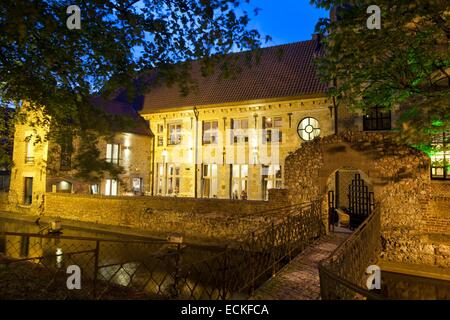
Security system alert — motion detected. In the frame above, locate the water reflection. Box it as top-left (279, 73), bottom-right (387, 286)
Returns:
top-left (0, 217), bottom-right (224, 299)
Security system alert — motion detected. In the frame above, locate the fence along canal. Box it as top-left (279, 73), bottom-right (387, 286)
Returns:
top-left (0, 200), bottom-right (324, 299)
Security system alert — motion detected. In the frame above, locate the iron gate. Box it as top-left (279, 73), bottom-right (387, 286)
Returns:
top-left (347, 173), bottom-right (374, 229)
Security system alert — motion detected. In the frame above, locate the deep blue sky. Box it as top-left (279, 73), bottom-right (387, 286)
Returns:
top-left (244, 1), bottom-right (329, 46)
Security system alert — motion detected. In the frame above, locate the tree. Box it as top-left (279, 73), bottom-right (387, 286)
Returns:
top-left (311, 0), bottom-right (449, 145)
top-left (0, 0), bottom-right (264, 180)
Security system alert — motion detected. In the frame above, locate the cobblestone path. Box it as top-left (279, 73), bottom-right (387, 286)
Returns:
top-left (251, 231), bottom-right (350, 300)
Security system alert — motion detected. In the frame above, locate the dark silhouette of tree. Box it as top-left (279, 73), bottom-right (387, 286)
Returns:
top-left (311, 0), bottom-right (449, 144)
top-left (0, 0), bottom-right (265, 180)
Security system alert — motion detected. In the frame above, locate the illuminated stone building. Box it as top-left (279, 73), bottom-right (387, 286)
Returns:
top-left (7, 38), bottom-right (448, 214)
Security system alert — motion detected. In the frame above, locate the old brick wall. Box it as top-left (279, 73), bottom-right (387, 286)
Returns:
top-left (43, 193), bottom-right (275, 242)
top-left (282, 130), bottom-right (450, 267)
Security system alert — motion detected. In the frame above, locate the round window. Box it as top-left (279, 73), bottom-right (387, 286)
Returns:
top-left (297, 117), bottom-right (320, 141)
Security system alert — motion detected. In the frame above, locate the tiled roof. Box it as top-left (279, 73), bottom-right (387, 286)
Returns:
top-left (140, 39), bottom-right (327, 113)
top-left (90, 96), bottom-right (151, 136)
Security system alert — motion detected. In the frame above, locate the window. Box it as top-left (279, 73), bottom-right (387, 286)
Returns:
top-left (202, 164), bottom-right (218, 198)
top-left (106, 143), bottom-right (120, 164)
top-left (262, 165), bottom-right (283, 200)
top-left (132, 178), bottom-right (143, 194)
top-left (167, 123), bottom-right (182, 145)
top-left (24, 177), bottom-right (33, 205)
top-left (20, 236), bottom-right (30, 257)
top-left (231, 118), bottom-right (249, 143)
top-left (90, 184), bottom-right (100, 195)
top-left (297, 117), bottom-right (320, 141)
top-left (202, 120), bottom-right (219, 145)
top-left (167, 164), bottom-right (180, 195)
top-left (263, 116), bottom-right (283, 143)
top-left (56, 181), bottom-right (72, 193)
top-left (231, 164), bottom-right (248, 200)
top-left (363, 106), bottom-right (391, 131)
top-left (157, 124), bottom-right (164, 147)
top-left (156, 163), bottom-right (164, 194)
top-left (431, 131), bottom-right (450, 180)
top-left (105, 179), bottom-right (118, 196)
top-left (25, 135), bottom-right (34, 164)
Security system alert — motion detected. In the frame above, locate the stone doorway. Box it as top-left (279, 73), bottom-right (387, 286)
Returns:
top-left (326, 168), bottom-right (374, 231)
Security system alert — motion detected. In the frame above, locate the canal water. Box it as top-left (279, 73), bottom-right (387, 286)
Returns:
top-left (0, 216), bottom-right (227, 299)
top-left (381, 271), bottom-right (450, 300)
top-left (2, 217), bottom-right (450, 299)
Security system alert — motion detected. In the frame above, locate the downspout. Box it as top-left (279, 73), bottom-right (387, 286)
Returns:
top-left (150, 133), bottom-right (155, 196)
top-left (332, 78), bottom-right (339, 135)
top-left (193, 107), bottom-right (199, 198)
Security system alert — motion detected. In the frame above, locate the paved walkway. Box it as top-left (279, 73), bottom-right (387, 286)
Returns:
top-left (251, 231), bottom-right (350, 300)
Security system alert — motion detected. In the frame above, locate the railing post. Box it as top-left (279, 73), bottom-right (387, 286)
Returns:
top-left (92, 240), bottom-right (100, 299)
top-left (249, 231), bottom-right (256, 297)
top-left (172, 243), bottom-right (181, 299)
top-left (221, 246), bottom-right (228, 300)
top-left (271, 221), bottom-right (276, 277)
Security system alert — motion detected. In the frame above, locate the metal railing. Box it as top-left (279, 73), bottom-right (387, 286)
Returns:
top-left (318, 204), bottom-right (384, 300)
top-left (0, 200), bottom-right (325, 299)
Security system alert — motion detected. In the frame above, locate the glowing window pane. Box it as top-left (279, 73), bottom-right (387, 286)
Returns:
top-left (297, 117), bottom-right (320, 141)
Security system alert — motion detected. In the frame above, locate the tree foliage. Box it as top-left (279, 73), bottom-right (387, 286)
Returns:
top-left (0, 0), bottom-right (263, 180)
top-left (311, 0), bottom-right (450, 144)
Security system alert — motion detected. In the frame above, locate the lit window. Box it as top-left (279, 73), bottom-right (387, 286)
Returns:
top-left (90, 184), bottom-right (100, 195)
top-left (431, 130), bottom-right (450, 180)
top-left (231, 164), bottom-right (248, 200)
top-left (261, 165), bottom-right (283, 200)
top-left (202, 164), bottom-right (218, 198)
top-left (263, 116), bottom-right (282, 143)
top-left (156, 163), bottom-right (164, 194)
top-left (202, 120), bottom-right (219, 145)
top-left (105, 179), bottom-right (118, 196)
top-left (24, 134), bottom-right (34, 164)
top-left (157, 124), bottom-right (164, 147)
top-left (106, 143), bottom-right (120, 164)
top-left (231, 118), bottom-right (249, 143)
top-left (167, 123), bottom-right (182, 145)
top-left (167, 164), bottom-right (180, 195)
top-left (297, 117), bottom-right (320, 141)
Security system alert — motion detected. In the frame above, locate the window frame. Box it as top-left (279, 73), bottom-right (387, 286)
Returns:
top-left (262, 116), bottom-right (283, 143)
top-left (231, 118), bottom-right (249, 144)
top-left (430, 130), bottom-right (450, 180)
top-left (106, 143), bottom-right (120, 164)
top-left (231, 164), bottom-right (248, 200)
top-left (297, 117), bottom-right (321, 141)
top-left (167, 122), bottom-right (183, 145)
top-left (363, 106), bottom-right (392, 131)
top-left (261, 165), bottom-right (283, 200)
top-left (202, 120), bottom-right (219, 145)
top-left (105, 178), bottom-right (118, 196)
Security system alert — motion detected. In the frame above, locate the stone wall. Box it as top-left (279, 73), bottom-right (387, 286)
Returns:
top-left (0, 192), bottom-right (8, 211)
top-left (282, 130), bottom-right (450, 267)
top-left (43, 193), bottom-right (275, 242)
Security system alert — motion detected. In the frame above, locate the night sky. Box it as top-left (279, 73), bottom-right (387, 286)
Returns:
top-left (243, 0), bottom-right (329, 46)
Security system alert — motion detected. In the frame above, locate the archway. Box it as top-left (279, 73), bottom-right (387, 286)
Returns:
top-left (324, 167), bottom-right (374, 231)
top-left (55, 180), bottom-right (73, 193)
